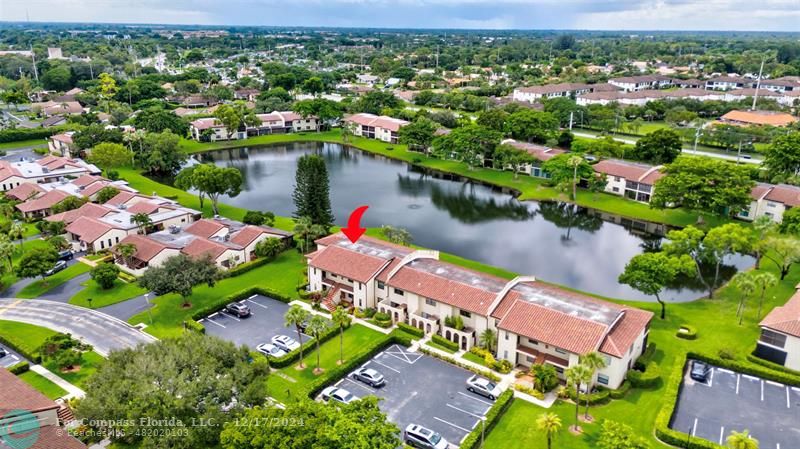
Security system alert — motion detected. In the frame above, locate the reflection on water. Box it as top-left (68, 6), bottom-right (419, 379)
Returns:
top-left (192, 142), bottom-right (754, 302)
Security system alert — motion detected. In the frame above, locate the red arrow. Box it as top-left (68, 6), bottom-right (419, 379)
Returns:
top-left (342, 205), bottom-right (369, 243)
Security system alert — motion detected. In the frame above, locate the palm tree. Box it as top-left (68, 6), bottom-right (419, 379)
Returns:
top-left (284, 305), bottom-right (310, 368)
top-left (331, 306), bottom-right (351, 365)
top-left (116, 243), bottom-right (137, 268)
top-left (0, 202), bottom-right (15, 221)
top-left (566, 155), bottom-right (583, 200)
top-left (479, 328), bottom-right (497, 354)
top-left (293, 217), bottom-right (313, 253)
top-left (731, 272), bottom-right (757, 325)
top-left (726, 429), bottom-right (759, 449)
top-left (579, 352), bottom-right (607, 420)
top-left (752, 272), bottom-right (777, 320)
top-left (536, 413), bottom-right (562, 449)
top-left (306, 314), bottom-right (329, 374)
top-left (9, 222), bottom-right (24, 250)
top-left (566, 364), bottom-right (591, 432)
top-left (0, 234), bottom-right (14, 270)
top-left (130, 213), bottom-right (153, 235)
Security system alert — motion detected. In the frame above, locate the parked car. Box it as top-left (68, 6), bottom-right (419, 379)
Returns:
top-left (466, 375), bottom-right (502, 400)
top-left (351, 367), bottom-right (385, 387)
top-left (690, 360), bottom-right (711, 382)
top-left (0, 347), bottom-right (6, 358)
top-left (256, 343), bottom-right (287, 358)
top-left (57, 250), bottom-right (73, 261)
top-left (403, 424), bottom-right (449, 449)
top-left (271, 335), bottom-right (301, 353)
top-left (44, 260), bottom-right (67, 276)
top-left (320, 386), bottom-right (358, 405)
top-left (224, 302), bottom-right (251, 318)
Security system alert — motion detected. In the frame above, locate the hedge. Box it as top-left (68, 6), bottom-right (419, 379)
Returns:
top-left (634, 342), bottom-right (657, 370)
top-left (746, 352), bottom-right (800, 377)
top-left (418, 347), bottom-right (501, 382)
top-left (190, 286), bottom-right (293, 322)
top-left (0, 126), bottom-right (68, 144)
top-left (431, 334), bottom-right (460, 352)
top-left (9, 361), bottom-right (30, 374)
top-left (687, 351), bottom-right (800, 387)
top-left (626, 361), bottom-right (662, 388)
top-left (0, 332), bottom-right (42, 364)
top-left (609, 380), bottom-right (631, 399)
top-left (227, 255), bottom-right (274, 277)
top-left (303, 331), bottom-right (413, 399)
top-left (566, 385), bottom-right (612, 405)
top-left (676, 325), bottom-right (697, 340)
top-left (460, 390), bottom-right (514, 449)
top-left (396, 322), bottom-right (424, 338)
top-left (269, 322), bottom-right (341, 369)
top-left (655, 360), bottom-right (724, 449)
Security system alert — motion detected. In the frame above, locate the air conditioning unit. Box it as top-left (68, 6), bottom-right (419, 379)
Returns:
top-left (169, 225), bottom-right (181, 234)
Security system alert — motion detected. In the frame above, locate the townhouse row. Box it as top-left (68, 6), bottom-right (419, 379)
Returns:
top-left (0, 155), bottom-right (100, 193)
top-left (307, 233), bottom-right (653, 389)
top-left (189, 110), bottom-right (320, 142)
top-left (577, 87), bottom-right (800, 108)
top-left (343, 113), bottom-right (410, 144)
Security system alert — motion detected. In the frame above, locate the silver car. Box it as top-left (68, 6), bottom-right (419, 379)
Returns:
top-left (404, 424), bottom-right (449, 449)
top-left (320, 386), bottom-right (358, 404)
top-left (271, 335), bottom-right (300, 353)
top-left (466, 375), bottom-right (502, 400)
top-left (351, 367), bottom-right (385, 387)
top-left (256, 343), bottom-right (287, 358)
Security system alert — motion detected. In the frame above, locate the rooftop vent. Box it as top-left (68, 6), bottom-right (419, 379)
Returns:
top-left (169, 225), bottom-right (181, 234)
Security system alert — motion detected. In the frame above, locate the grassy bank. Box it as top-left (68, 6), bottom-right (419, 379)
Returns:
top-left (17, 370), bottom-right (68, 399)
top-left (0, 138), bottom-right (48, 151)
top-left (69, 278), bottom-right (147, 309)
top-left (177, 129), bottom-right (727, 228)
top-left (16, 262), bottom-right (92, 299)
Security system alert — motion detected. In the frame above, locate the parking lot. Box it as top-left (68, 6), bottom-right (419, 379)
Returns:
top-left (671, 361), bottom-right (800, 449)
top-left (0, 343), bottom-right (24, 369)
top-left (199, 294), bottom-right (311, 349)
top-left (333, 344), bottom-right (492, 446)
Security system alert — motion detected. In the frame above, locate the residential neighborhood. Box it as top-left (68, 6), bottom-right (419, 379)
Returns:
top-left (0, 11), bottom-right (798, 449)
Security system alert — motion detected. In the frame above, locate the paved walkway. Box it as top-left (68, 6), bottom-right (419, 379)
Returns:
top-left (98, 293), bottom-right (155, 321)
top-left (0, 298), bottom-right (157, 355)
top-left (29, 364), bottom-right (86, 399)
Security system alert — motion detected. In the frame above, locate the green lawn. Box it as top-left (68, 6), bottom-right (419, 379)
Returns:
top-left (17, 370), bottom-right (68, 399)
top-left (0, 319), bottom-right (57, 356)
top-left (0, 139), bottom-right (48, 151)
top-left (462, 351), bottom-right (490, 367)
top-left (425, 340), bottom-right (457, 354)
top-left (0, 238), bottom-right (50, 291)
top-left (266, 324), bottom-right (388, 404)
top-left (69, 278), bottom-right (147, 308)
top-left (16, 261), bottom-right (92, 299)
top-left (127, 250), bottom-right (306, 338)
top-left (42, 350), bottom-right (104, 390)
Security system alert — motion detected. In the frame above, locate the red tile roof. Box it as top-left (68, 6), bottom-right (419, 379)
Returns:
top-left (30, 424), bottom-right (88, 449)
top-left (181, 237), bottom-right (230, 260)
top-left (116, 234), bottom-right (178, 262)
top-left (0, 368), bottom-right (59, 414)
top-left (750, 183), bottom-right (773, 201)
top-left (720, 110), bottom-right (798, 127)
top-left (66, 216), bottom-right (115, 243)
top-left (5, 182), bottom-right (45, 201)
top-left (185, 219), bottom-right (226, 238)
top-left (764, 184), bottom-right (800, 207)
top-left (105, 191), bottom-right (138, 206)
top-left (309, 245), bottom-right (391, 283)
top-left (593, 159), bottom-right (663, 185)
top-left (126, 201), bottom-right (161, 215)
top-left (229, 225), bottom-right (268, 247)
top-left (72, 174), bottom-right (102, 187)
top-left (760, 288), bottom-right (800, 338)
top-left (16, 190), bottom-right (71, 213)
top-left (46, 202), bottom-right (112, 224)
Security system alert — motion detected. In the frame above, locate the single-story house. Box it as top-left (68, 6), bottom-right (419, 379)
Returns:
top-left (0, 156), bottom-right (100, 192)
top-left (718, 110), bottom-right (799, 128)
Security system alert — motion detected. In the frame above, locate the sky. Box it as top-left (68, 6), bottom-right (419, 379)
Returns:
top-left (1, 0), bottom-right (799, 32)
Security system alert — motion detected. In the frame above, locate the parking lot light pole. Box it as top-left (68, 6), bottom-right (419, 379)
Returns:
top-left (144, 293), bottom-right (152, 324)
top-left (480, 415), bottom-right (487, 448)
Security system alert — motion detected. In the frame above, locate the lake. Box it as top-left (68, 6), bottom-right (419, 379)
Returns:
top-left (193, 141), bottom-right (753, 302)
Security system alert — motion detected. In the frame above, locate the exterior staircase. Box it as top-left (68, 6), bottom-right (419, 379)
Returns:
top-left (57, 403), bottom-right (76, 425)
top-left (321, 285), bottom-right (341, 312)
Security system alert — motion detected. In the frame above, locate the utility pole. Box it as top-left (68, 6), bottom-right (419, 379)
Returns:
top-left (752, 55), bottom-right (766, 111)
top-left (693, 127), bottom-right (701, 154)
top-left (569, 111), bottom-right (574, 130)
top-left (29, 46), bottom-right (38, 83)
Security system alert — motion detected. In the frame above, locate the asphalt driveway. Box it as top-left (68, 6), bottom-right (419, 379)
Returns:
top-left (0, 298), bottom-right (157, 355)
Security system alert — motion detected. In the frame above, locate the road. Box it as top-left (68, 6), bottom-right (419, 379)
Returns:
top-left (571, 131), bottom-right (762, 165)
top-left (0, 298), bottom-right (156, 355)
top-left (98, 293), bottom-right (156, 321)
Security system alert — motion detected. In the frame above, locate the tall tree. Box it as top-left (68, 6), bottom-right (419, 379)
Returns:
top-left (190, 164), bottom-right (244, 216)
top-left (380, 225), bottom-right (413, 246)
top-left (651, 156), bottom-right (755, 215)
top-left (130, 212), bottom-right (153, 235)
top-left (140, 130), bottom-right (186, 176)
top-left (542, 154), bottom-right (594, 200)
top-left (16, 246), bottom-right (58, 281)
top-left (284, 305), bottom-right (310, 368)
top-left (536, 413), bottom-right (562, 449)
top-left (760, 235), bottom-right (800, 280)
top-left (89, 142), bottom-right (133, 170)
top-left (632, 129), bottom-right (682, 164)
top-left (138, 254), bottom-right (220, 307)
top-left (619, 251), bottom-right (694, 319)
top-left (506, 109), bottom-right (559, 143)
top-left (431, 125), bottom-right (502, 170)
top-left (566, 364), bottom-right (592, 432)
top-left (479, 328), bottom-right (497, 353)
top-left (731, 271), bottom-right (757, 325)
top-left (763, 131), bottom-right (800, 180)
top-left (331, 306), bottom-right (351, 364)
top-left (397, 117), bottom-right (439, 151)
top-left (494, 144), bottom-right (535, 179)
top-left (752, 272), bottom-right (778, 320)
top-left (292, 154), bottom-right (334, 227)
top-left (726, 429), bottom-right (759, 449)
top-left (306, 314), bottom-right (329, 374)
top-left (579, 352), bottom-right (607, 419)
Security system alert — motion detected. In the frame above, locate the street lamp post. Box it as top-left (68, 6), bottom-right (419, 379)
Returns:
top-left (144, 293), bottom-right (153, 324)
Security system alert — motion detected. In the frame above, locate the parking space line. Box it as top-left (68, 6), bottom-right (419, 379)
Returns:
top-left (787, 387), bottom-right (791, 409)
top-left (458, 391), bottom-right (494, 407)
top-left (761, 380), bottom-right (764, 401)
top-left (743, 374), bottom-right (759, 381)
top-left (736, 374), bottom-right (740, 395)
top-left (766, 380), bottom-right (783, 387)
top-left (692, 418), bottom-right (698, 436)
top-left (204, 319), bottom-right (226, 328)
top-left (719, 426), bottom-right (725, 445)
top-left (709, 368), bottom-right (714, 387)
top-left (222, 312), bottom-right (241, 322)
top-left (372, 359), bottom-right (401, 374)
top-left (433, 416), bottom-right (471, 434)
top-left (717, 368), bottom-right (734, 374)
top-left (246, 299), bottom-right (269, 309)
top-left (343, 377), bottom-right (376, 393)
top-left (447, 403), bottom-right (482, 419)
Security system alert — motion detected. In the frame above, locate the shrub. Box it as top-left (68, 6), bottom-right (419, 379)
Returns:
top-left (634, 342), bottom-right (657, 370)
top-left (609, 381), bottom-right (631, 399)
top-left (363, 308), bottom-right (377, 318)
top-left (190, 286), bottom-right (294, 321)
top-left (54, 348), bottom-right (82, 370)
top-left (687, 351), bottom-right (800, 386)
top-left (718, 347), bottom-right (738, 360)
top-left (747, 353), bottom-right (800, 376)
top-left (493, 359), bottom-right (513, 374)
top-left (626, 361), bottom-right (661, 388)
top-left (0, 332), bottom-right (42, 363)
top-left (373, 311), bottom-right (391, 321)
top-left (443, 315), bottom-right (465, 330)
top-left (676, 324), bottom-right (697, 340)
top-left (91, 263), bottom-right (120, 289)
top-left (431, 334), bottom-right (460, 352)
top-left (419, 347), bottom-right (500, 382)
top-left (512, 384), bottom-right (544, 399)
top-left (397, 322), bottom-right (424, 338)
top-left (185, 320), bottom-right (206, 334)
top-left (459, 390), bottom-right (514, 449)
top-left (566, 385), bottom-right (612, 405)
top-left (484, 352), bottom-right (496, 366)
top-left (0, 126), bottom-right (67, 143)
top-left (370, 317), bottom-right (393, 328)
top-left (117, 270), bottom-right (137, 283)
top-left (9, 361), bottom-right (30, 374)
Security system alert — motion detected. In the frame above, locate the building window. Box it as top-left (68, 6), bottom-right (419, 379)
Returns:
top-left (598, 374), bottom-right (609, 385)
top-left (377, 281), bottom-right (385, 290)
top-left (526, 356), bottom-right (535, 363)
top-left (425, 298), bottom-right (436, 307)
top-left (527, 338), bottom-right (538, 345)
top-left (100, 241), bottom-right (104, 249)
top-left (554, 366), bottom-right (564, 374)
top-left (760, 329), bottom-right (787, 348)
top-left (460, 310), bottom-right (471, 318)
top-left (505, 332), bottom-right (509, 340)
top-left (612, 187), bottom-right (619, 193)
top-left (555, 347), bottom-right (567, 355)
top-left (394, 288), bottom-right (404, 296)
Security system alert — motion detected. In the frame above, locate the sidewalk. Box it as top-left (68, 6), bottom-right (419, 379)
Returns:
top-left (30, 364), bottom-right (86, 399)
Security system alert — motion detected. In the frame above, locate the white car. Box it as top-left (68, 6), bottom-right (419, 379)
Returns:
top-left (271, 335), bottom-right (300, 353)
top-left (320, 386), bottom-right (358, 404)
top-left (404, 424), bottom-right (449, 449)
top-left (256, 343), bottom-right (287, 358)
top-left (466, 375), bottom-right (502, 400)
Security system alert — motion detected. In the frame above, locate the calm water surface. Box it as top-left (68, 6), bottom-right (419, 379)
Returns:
top-left (194, 142), bottom-right (753, 302)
